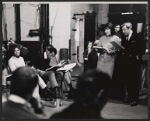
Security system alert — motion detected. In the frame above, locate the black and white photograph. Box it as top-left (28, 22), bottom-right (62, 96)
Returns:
top-left (1, 1), bottom-right (149, 119)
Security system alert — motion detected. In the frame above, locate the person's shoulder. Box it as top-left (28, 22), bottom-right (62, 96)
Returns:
top-left (19, 56), bottom-right (24, 60)
top-left (8, 56), bottom-right (14, 62)
top-left (112, 35), bottom-right (120, 39)
top-left (100, 35), bottom-right (106, 39)
top-left (112, 35), bottom-right (121, 41)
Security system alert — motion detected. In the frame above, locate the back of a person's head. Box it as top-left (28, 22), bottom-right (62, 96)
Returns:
top-left (76, 69), bottom-right (111, 102)
top-left (10, 66), bottom-right (38, 99)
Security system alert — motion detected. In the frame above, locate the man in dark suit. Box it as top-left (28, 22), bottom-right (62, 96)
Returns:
top-left (32, 45), bottom-right (61, 98)
top-left (87, 47), bottom-right (98, 70)
top-left (33, 45), bottom-right (75, 99)
top-left (83, 41), bottom-right (98, 71)
top-left (50, 70), bottom-right (111, 119)
top-left (121, 22), bottom-right (145, 106)
top-left (2, 67), bottom-right (39, 119)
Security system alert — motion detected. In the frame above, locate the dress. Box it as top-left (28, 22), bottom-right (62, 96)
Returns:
top-left (96, 35), bottom-right (121, 78)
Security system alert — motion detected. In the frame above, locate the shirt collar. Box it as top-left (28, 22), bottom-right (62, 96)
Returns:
top-left (44, 52), bottom-right (47, 59)
top-left (8, 94), bottom-right (30, 106)
top-left (128, 30), bottom-right (133, 40)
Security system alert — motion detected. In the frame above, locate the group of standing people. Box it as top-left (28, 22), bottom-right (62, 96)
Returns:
top-left (84, 22), bottom-right (145, 106)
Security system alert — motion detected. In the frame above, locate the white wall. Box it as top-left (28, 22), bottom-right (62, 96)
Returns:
top-left (2, 2), bottom-right (109, 61)
top-left (97, 4), bottom-right (109, 25)
top-left (20, 3), bottom-right (40, 41)
top-left (49, 3), bottom-right (71, 59)
top-left (2, 4), bottom-right (16, 41)
top-left (70, 4), bottom-right (109, 62)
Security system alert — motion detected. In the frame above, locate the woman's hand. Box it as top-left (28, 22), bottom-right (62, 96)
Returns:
top-left (107, 49), bottom-right (116, 55)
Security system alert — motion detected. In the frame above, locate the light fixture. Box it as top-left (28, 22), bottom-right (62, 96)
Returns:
top-left (121, 12), bottom-right (133, 15)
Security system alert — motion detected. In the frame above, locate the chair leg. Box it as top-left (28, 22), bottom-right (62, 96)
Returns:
top-left (54, 98), bottom-right (62, 108)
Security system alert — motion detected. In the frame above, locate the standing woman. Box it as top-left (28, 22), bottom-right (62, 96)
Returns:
top-left (96, 22), bottom-right (121, 78)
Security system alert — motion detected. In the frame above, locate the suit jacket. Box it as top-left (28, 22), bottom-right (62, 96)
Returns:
top-left (121, 32), bottom-right (145, 59)
top-left (87, 49), bottom-right (98, 69)
top-left (2, 101), bottom-right (39, 119)
top-left (33, 52), bottom-right (50, 71)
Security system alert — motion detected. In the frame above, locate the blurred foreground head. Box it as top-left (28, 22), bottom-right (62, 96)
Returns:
top-left (10, 67), bottom-right (38, 100)
top-left (76, 69), bottom-right (111, 105)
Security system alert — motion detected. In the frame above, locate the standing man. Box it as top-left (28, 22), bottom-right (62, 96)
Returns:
top-left (121, 22), bottom-right (145, 106)
top-left (114, 24), bottom-right (122, 38)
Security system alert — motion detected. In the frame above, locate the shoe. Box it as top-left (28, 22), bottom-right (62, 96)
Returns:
top-left (29, 97), bottom-right (43, 114)
top-left (53, 87), bottom-right (62, 99)
top-left (131, 101), bottom-right (139, 106)
top-left (34, 107), bottom-right (44, 114)
top-left (68, 88), bottom-right (76, 99)
top-left (123, 99), bottom-right (131, 103)
top-left (43, 87), bottom-right (54, 100)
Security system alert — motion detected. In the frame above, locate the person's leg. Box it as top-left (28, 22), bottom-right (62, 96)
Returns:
top-left (64, 71), bottom-right (76, 99)
top-left (64, 72), bottom-right (74, 90)
top-left (43, 71), bottom-right (61, 98)
top-left (36, 69), bottom-right (54, 99)
top-left (37, 74), bottom-right (47, 89)
top-left (130, 60), bottom-right (141, 106)
top-left (30, 84), bottom-right (43, 114)
top-left (43, 71), bottom-right (59, 88)
top-left (2, 68), bottom-right (8, 87)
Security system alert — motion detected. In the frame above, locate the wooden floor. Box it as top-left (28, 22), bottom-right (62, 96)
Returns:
top-left (34, 96), bottom-right (148, 119)
top-left (2, 90), bottom-right (148, 119)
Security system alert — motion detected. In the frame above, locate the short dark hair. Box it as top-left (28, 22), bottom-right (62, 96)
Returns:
top-left (10, 44), bottom-right (20, 56)
top-left (47, 47), bottom-right (57, 55)
top-left (76, 70), bottom-right (111, 102)
top-left (46, 45), bottom-right (54, 50)
top-left (10, 67), bottom-right (38, 99)
top-left (104, 22), bottom-right (115, 35)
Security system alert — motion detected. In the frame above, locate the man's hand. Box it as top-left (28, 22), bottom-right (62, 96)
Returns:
top-left (58, 60), bottom-right (66, 66)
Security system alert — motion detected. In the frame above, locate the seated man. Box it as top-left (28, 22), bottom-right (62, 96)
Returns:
top-left (33, 45), bottom-right (75, 99)
top-left (46, 46), bottom-right (75, 98)
top-left (50, 70), bottom-right (111, 119)
top-left (2, 67), bottom-right (40, 119)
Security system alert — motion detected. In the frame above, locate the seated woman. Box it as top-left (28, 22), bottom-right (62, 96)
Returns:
top-left (2, 45), bottom-right (51, 113)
